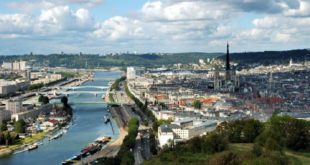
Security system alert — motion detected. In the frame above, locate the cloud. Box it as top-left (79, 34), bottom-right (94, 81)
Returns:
top-left (141, 1), bottom-right (229, 21)
top-left (93, 16), bottom-right (148, 41)
top-left (0, 14), bottom-right (34, 35)
top-left (1, 0), bottom-right (310, 54)
top-left (285, 0), bottom-right (310, 17)
top-left (6, 0), bottom-right (104, 12)
top-left (0, 5), bottom-right (94, 38)
top-left (38, 6), bottom-right (94, 32)
top-left (236, 15), bottom-right (310, 44)
top-left (226, 0), bottom-right (300, 13)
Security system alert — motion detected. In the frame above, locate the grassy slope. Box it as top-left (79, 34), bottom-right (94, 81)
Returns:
top-left (7, 132), bottom-right (46, 150)
top-left (143, 143), bottom-right (310, 165)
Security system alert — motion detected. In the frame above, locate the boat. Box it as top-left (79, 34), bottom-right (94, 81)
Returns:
top-left (65, 125), bottom-right (70, 129)
top-left (81, 143), bottom-right (102, 156)
top-left (62, 129), bottom-right (68, 134)
top-left (104, 114), bottom-right (110, 124)
top-left (49, 132), bottom-right (63, 141)
top-left (95, 136), bottom-right (112, 144)
top-left (27, 143), bottom-right (39, 151)
top-left (62, 155), bottom-right (81, 165)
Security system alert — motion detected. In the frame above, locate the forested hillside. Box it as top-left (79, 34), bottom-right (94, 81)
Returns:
top-left (221, 49), bottom-right (310, 66)
top-left (1, 49), bottom-right (309, 68)
top-left (0, 53), bottom-right (221, 68)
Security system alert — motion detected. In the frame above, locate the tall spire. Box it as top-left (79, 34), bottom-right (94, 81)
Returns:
top-left (226, 42), bottom-right (230, 71)
top-left (225, 42), bottom-right (231, 82)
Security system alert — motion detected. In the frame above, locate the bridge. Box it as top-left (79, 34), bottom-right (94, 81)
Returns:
top-left (91, 78), bottom-right (115, 81)
top-left (58, 91), bottom-right (106, 95)
top-left (60, 86), bottom-right (109, 90)
top-left (41, 90), bottom-right (106, 97)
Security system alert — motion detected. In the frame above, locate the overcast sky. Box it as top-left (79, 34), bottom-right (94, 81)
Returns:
top-left (0, 0), bottom-right (309, 55)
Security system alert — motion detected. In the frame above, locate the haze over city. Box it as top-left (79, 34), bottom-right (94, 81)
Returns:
top-left (0, 0), bottom-right (310, 54)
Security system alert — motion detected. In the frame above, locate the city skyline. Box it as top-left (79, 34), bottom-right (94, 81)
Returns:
top-left (0, 0), bottom-right (309, 54)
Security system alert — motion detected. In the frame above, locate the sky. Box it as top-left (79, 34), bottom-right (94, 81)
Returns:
top-left (0, 0), bottom-right (309, 55)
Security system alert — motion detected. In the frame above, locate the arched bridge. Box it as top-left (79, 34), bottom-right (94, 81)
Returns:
top-left (59, 91), bottom-right (106, 95)
top-left (55, 91), bottom-right (106, 98)
top-left (61, 86), bottom-right (108, 90)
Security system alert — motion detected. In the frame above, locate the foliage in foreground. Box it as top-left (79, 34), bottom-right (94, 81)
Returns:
top-left (143, 116), bottom-right (310, 165)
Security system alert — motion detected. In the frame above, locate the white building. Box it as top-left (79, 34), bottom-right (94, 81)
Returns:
top-left (156, 110), bottom-right (176, 120)
top-left (5, 99), bottom-right (22, 114)
top-left (31, 73), bottom-right (62, 85)
top-left (13, 61), bottom-right (28, 71)
top-left (171, 120), bottom-right (217, 139)
top-left (127, 67), bottom-right (144, 80)
top-left (127, 67), bottom-right (136, 80)
top-left (199, 59), bottom-right (205, 65)
top-left (158, 119), bottom-right (218, 147)
top-left (13, 61), bottom-right (20, 71)
top-left (0, 82), bottom-right (16, 95)
top-left (19, 61), bottom-right (27, 71)
top-left (0, 80), bottom-right (29, 95)
top-left (158, 125), bottom-right (174, 148)
top-left (2, 61), bottom-right (28, 71)
top-left (11, 104), bottom-right (53, 121)
top-left (2, 62), bottom-right (13, 70)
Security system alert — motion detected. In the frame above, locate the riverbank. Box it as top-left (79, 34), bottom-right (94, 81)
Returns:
top-left (0, 118), bottom-right (73, 158)
top-left (0, 74), bottom-right (89, 157)
top-left (75, 127), bottom-right (127, 165)
top-left (0, 132), bottom-right (46, 157)
top-left (75, 78), bottom-right (129, 164)
top-left (0, 71), bottom-right (122, 165)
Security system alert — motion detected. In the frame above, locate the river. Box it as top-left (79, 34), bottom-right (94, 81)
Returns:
top-left (0, 71), bottom-right (122, 165)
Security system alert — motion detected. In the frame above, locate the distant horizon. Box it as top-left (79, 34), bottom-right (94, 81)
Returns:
top-left (0, 47), bottom-right (309, 56)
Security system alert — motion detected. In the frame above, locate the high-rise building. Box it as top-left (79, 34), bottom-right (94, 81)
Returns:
top-left (4, 60), bottom-right (29, 71)
top-left (19, 61), bottom-right (27, 71)
top-left (5, 99), bottom-right (22, 114)
top-left (127, 67), bottom-right (144, 80)
top-left (127, 67), bottom-right (136, 80)
top-left (2, 62), bottom-right (13, 70)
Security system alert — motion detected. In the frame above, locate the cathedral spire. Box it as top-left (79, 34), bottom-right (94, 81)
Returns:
top-left (225, 42), bottom-right (231, 82)
top-left (226, 42), bottom-right (230, 71)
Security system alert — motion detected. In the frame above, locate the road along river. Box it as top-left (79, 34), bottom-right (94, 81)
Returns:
top-left (0, 71), bottom-right (122, 165)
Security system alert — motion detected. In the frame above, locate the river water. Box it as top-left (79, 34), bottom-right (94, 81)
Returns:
top-left (0, 71), bottom-right (122, 165)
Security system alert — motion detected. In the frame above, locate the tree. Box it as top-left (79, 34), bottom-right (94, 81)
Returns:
top-left (61, 96), bottom-right (69, 107)
top-left (0, 121), bottom-right (7, 131)
top-left (257, 115), bottom-right (310, 152)
top-left (222, 119), bottom-right (263, 143)
top-left (38, 95), bottom-right (43, 102)
top-left (188, 136), bottom-right (203, 153)
top-left (242, 119), bottom-right (263, 143)
top-left (61, 96), bottom-right (72, 116)
top-left (193, 100), bottom-right (202, 109)
top-left (14, 119), bottom-right (26, 133)
top-left (149, 131), bottom-right (158, 155)
top-left (4, 131), bottom-right (11, 146)
top-left (38, 95), bottom-right (49, 104)
top-left (143, 99), bottom-right (149, 111)
top-left (0, 132), bottom-right (4, 144)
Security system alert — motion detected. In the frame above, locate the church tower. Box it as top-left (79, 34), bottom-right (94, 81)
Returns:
top-left (225, 42), bottom-right (231, 81)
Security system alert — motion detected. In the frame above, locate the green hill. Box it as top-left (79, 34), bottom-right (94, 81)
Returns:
top-left (143, 116), bottom-right (310, 165)
top-left (0, 52), bottom-right (222, 68)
